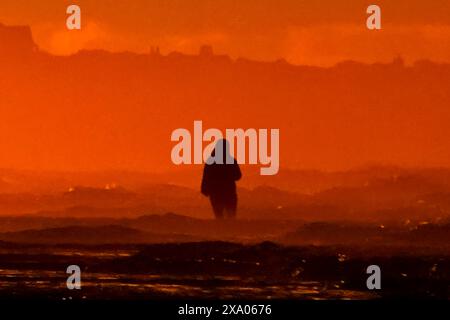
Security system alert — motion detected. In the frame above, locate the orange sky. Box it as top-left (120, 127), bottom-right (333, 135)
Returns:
top-left (1, 1), bottom-right (450, 174)
top-left (0, 0), bottom-right (450, 66)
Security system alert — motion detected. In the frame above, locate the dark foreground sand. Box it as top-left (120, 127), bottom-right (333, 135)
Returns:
top-left (0, 241), bottom-right (448, 300)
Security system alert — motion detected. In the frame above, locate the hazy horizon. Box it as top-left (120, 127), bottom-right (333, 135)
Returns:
top-left (2, 22), bottom-right (450, 172)
top-left (1, 0), bottom-right (450, 66)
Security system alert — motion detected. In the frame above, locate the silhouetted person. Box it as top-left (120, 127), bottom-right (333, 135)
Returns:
top-left (201, 139), bottom-right (241, 219)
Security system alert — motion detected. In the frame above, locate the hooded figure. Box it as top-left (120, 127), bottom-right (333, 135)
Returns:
top-left (201, 139), bottom-right (242, 219)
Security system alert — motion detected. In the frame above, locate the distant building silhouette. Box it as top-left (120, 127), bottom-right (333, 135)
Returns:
top-left (150, 46), bottom-right (161, 56)
top-left (0, 23), bottom-right (37, 56)
top-left (199, 45), bottom-right (214, 57)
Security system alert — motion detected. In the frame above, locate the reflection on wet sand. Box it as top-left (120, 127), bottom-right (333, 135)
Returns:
top-left (0, 242), bottom-right (447, 300)
top-left (0, 268), bottom-right (375, 299)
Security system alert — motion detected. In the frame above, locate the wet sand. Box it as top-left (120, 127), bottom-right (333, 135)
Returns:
top-left (0, 242), bottom-right (448, 300)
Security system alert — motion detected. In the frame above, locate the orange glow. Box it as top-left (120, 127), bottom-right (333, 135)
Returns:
top-left (0, 0), bottom-right (449, 65)
top-left (0, 0), bottom-right (449, 173)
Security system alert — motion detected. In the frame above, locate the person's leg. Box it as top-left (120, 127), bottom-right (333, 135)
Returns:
top-left (225, 195), bottom-right (237, 219)
top-left (210, 197), bottom-right (225, 219)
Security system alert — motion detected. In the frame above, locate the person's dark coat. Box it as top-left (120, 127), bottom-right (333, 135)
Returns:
top-left (201, 139), bottom-right (241, 218)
